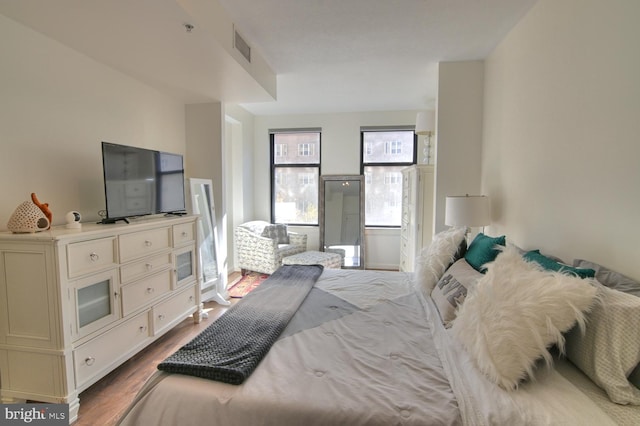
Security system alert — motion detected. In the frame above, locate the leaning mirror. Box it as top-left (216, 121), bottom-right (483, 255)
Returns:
top-left (189, 178), bottom-right (230, 306)
top-left (319, 175), bottom-right (365, 269)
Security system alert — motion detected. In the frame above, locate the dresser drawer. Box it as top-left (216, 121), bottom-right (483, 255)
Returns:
top-left (119, 227), bottom-right (171, 263)
top-left (67, 237), bottom-right (117, 278)
top-left (173, 222), bottom-right (196, 247)
top-left (120, 252), bottom-right (172, 284)
top-left (74, 311), bottom-right (150, 389)
top-left (152, 285), bottom-right (198, 336)
top-left (121, 269), bottom-right (172, 316)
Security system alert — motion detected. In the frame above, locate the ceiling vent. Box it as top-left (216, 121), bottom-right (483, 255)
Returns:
top-left (233, 26), bottom-right (251, 63)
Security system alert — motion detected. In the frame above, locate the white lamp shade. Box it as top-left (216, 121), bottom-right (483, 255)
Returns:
top-left (415, 111), bottom-right (435, 135)
top-left (445, 195), bottom-right (491, 227)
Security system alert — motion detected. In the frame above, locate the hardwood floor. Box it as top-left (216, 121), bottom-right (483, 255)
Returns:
top-left (74, 273), bottom-right (241, 425)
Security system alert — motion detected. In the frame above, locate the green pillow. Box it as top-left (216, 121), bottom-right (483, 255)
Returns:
top-left (523, 250), bottom-right (595, 278)
top-left (464, 233), bottom-right (506, 273)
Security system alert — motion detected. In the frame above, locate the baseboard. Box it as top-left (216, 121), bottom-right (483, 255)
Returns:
top-left (365, 263), bottom-right (401, 271)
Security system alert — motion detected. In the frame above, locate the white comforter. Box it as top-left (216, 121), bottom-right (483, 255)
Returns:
top-left (118, 269), bottom-right (621, 426)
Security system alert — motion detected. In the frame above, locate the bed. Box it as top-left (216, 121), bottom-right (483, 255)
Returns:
top-left (118, 228), bottom-right (640, 426)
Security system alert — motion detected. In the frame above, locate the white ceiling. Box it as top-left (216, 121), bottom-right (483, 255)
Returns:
top-left (0, 0), bottom-right (537, 116)
top-left (219, 0), bottom-right (538, 115)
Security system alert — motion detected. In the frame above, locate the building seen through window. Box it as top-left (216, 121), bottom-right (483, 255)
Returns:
top-left (361, 129), bottom-right (416, 227)
top-left (271, 130), bottom-right (321, 225)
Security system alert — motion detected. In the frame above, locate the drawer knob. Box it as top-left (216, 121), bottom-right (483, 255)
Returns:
top-left (139, 325), bottom-right (147, 333)
top-left (146, 287), bottom-right (155, 294)
top-left (189, 295), bottom-right (194, 302)
top-left (158, 314), bottom-right (165, 320)
top-left (85, 357), bottom-right (95, 366)
top-left (145, 263), bottom-right (153, 271)
top-left (144, 240), bottom-right (152, 247)
top-left (89, 252), bottom-right (99, 262)
top-left (181, 231), bottom-right (188, 237)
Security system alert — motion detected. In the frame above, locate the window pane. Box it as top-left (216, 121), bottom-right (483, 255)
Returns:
top-left (274, 167), bottom-right (318, 224)
top-left (364, 165), bottom-right (404, 226)
top-left (274, 133), bottom-right (320, 164)
top-left (363, 131), bottom-right (414, 163)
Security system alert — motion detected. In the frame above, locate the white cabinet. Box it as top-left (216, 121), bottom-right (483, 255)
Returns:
top-left (0, 216), bottom-right (200, 423)
top-left (399, 165), bottom-right (435, 272)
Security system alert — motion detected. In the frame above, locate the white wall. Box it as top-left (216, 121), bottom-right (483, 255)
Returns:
top-left (185, 103), bottom-right (223, 224)
top-left (0, 15), bottom-right (186, 227)
top-left (223, 104), bottom-right (256, 271)
top-left (185, 102), bottom-right (231, 280)
top-left (482, 0), bottom-right (640, 280)
top-left (253, 110), bottom-right (421, 269)
top-left (435, 61), bottom-right (485, 233)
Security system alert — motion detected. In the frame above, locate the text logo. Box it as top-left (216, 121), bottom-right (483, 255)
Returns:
top-left (1, 404), bottom-right (68, 425)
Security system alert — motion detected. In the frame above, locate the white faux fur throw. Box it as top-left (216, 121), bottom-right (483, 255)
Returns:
top-left (452, 246), bottom-right (598, 390)
top-left (414, 226), bottom-right (466, 296)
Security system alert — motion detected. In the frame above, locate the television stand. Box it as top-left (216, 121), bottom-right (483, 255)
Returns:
top-left (164, 211), bottom-right (187, 217)
top-left (98, 217), bottom-right (130, 225)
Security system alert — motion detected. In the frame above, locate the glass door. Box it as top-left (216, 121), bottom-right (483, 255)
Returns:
top-left (72, 269), bottom-right (120, 340)
top-left (173, 245), bottom-right (196, 289)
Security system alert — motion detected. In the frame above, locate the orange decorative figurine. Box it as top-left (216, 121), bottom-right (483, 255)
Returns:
top-left (31, 193), bottom-right (52, 229)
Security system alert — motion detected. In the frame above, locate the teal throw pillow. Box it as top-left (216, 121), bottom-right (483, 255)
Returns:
top-left (523, 250), bottom-right (595, 278)
top-left (464, 233), bottom-right (506, 273)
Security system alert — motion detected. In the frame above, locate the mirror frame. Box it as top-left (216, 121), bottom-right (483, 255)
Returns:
top-left (189, 178), bottom-right (230, 306)
top-left (319, 175), bottom-right (365, 269)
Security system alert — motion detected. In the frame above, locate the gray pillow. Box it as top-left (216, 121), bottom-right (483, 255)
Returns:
top-left (573, 259), bottom-right (640, 297)
top-left (261, 224), bottom-right (289, 244)
top-left (572, 259), bottom-right (640, 391)
top-left (565, 280), bottom-right (640, 404)
top-left (431, 259), bottom-right (482, 327)
top-left (630, 365), bottom-right (640, 390)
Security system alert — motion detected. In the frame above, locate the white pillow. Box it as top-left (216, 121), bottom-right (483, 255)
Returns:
top-left (431, 259), bottom-right (482, 327)
top-left (451, 246), bottom-right (598, 390)
top-left (413, 226), bottom-right (467, 296)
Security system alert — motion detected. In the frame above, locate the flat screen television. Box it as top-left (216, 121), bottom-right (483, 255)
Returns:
top-left (101, 142), bottom-right (186, 224)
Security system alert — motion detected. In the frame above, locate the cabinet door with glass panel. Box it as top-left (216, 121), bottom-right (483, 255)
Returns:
top-left (173, 245), bottom-right (196, 289)
top-left (70, 268), bottom-right (120, 340)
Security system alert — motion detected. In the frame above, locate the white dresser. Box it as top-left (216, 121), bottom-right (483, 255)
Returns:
top-left (399, 165), bottom-right (435, 272)
top-left (0, 216), bottom-right (200, 422)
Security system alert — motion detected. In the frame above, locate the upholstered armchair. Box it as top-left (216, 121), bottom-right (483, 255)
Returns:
top-left (235, 221), bottom-right (307, 275)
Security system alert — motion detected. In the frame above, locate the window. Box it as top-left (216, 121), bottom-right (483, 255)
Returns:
top-left (298, 173), bottom-right (315, 185)
top-left (361, 128), bottom-right (417, 227)
top-left (365, 143), bottom-right (373, 156)
top-left (297, 143), bottom-right (315, 157)
top-left (275, 143), bottom-right (287, 157)
top-left (271, 129), bottom-right (321, 225)
top-left (383, 172), bottom-right (402, 185)
top-left (384, 140), bottom-right (402, 155)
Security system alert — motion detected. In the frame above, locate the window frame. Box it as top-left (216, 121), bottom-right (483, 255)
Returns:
top-left (360, 126), bottom-right (417, 228)
top-left (270, 128), bottom-right (322, 226)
